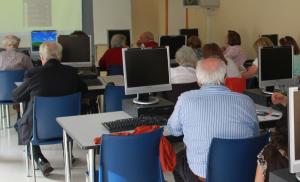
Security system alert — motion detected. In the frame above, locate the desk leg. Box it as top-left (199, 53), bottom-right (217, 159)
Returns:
top-left (88, 149), bottom-right (95, 182)
top-left (63, 130), bottom-right (71, 182)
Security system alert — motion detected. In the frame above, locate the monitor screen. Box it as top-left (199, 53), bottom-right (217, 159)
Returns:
top-left (259, 46), bottom-right (293, 88)
top-left (107, 30), bottom-right (131, 48)
top-left (159, 35), bottom-right (186, 60)
top-left (179, 28), bottom-right (199, 39)
top-left (31, 30), bottom-right (57, 52)
top-left (261, 34), bottom-right (278, 46)
top-left (58, 35), bottom-right (91, 67)
top-left (122, 47), bottom-right (171, 95)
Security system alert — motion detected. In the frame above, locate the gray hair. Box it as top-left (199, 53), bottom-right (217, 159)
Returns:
top-left (111, 34), bottom-right (127, 48)
top-left (196, 57), bottom-right (227, 85)
top-left (2, 35), bottom-right (20, 48)
top-left (39, 42), bottom-right (63, 61)
top-left (175, 46), bottom-right (197, 68)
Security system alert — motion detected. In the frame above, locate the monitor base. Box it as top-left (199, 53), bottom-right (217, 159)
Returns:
top-left (296, 173), bottom-right (300, 181)
top-left (133, 96), bottom-right (159, 105)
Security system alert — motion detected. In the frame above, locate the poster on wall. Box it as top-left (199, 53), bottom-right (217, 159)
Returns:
top-left (183, 0), bottom-right (200, 6)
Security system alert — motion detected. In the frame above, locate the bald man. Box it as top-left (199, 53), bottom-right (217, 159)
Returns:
top-left (168, 58), bottom-right (259, 181)
top-left (12, 42), bottom-right (87, 177)
top-left (136, 31), bottom-right (158, 48)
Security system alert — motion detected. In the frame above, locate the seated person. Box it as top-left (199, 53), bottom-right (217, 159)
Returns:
top-left (168, 57), bottom-right (259, 181)
top-left (187, 36), bottom-right (203, 60)
top-left (98, 34), bottom-right (127, 70)
top-left (70, 30), bottom-right (88, 37)
top-left (203, 42), bottom-right (241, 78)
top-left (136, 31), bottom-right (158, 48)
top-left (170, 46), bottom-right (197, 84)
top-left (0, 35), bottom-right (33, 70)
top-left (12, 42), bottom-right (87, 177)
top-left (242, 37), bottom-right (273, 79)
top-left (223, 30), bottom-right (247, 67)
top-left (255, 92), bottom-right (288, 182)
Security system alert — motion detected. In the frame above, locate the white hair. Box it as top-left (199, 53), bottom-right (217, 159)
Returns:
top-left (111, 34), bottom-right (127, 48)
top-left (175, 46), bottom-right (197, 68)
top-left (2, 35), bottom-right (20, 48)
top-left (196, 58), bottom-right (227, 85)
top-left (39, 42), bottom-right (63, 61)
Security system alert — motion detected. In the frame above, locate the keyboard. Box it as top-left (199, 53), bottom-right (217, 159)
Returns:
top-left (102, 116), bottom-right (168, 133)
top-left (83, 78), bottom-right (103, 86)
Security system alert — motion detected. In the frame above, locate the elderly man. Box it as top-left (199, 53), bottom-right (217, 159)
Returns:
top-left (167, 57), bottom-right (259, 182)
top-left (0, 35), bottom-right (33, 70)
top-left (12, 42), bottom-right (87, 176)
top-left (136, 31), bottom-right (158, 48)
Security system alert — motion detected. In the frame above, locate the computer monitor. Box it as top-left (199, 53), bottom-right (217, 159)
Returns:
top-left (159, 35), bottom-right (186, 60)
top-left (261, 34), bottom-right (278, 46)
top-left (258, 46), bottom-right (294, 90)
top-left (31, 30), bottom-right (57, 52)
top-left (179, 28), bottom-right (199, 39)
top-left (107, 29), bottom-right (131, 48)
top-left (288, 87), bottom-right (300, 180)
top-left (58, 35), bottom-right (92, 67)
top-left (122, 47), bottom-right (171, 105)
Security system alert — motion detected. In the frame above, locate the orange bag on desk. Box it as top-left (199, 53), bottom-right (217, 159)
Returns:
top-left (94, 125), bottom-right (176, 172)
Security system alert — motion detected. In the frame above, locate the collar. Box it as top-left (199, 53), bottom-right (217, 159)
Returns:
top-left (200, 84), bottom-right (230, 92)
top-left (44, 59), bottom-right (61, 67)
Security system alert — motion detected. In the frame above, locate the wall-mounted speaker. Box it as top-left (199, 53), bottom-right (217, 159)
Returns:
top-left (200, 0), bottom-right (220, 8)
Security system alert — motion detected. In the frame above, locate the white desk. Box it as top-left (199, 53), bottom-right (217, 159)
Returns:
top-left (88, 75), bottom-right (124, 91)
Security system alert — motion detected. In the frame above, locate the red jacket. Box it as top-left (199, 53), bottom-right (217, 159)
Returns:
top-left (144, 40), bottom-right (159, 48)
top-left (99, 47), bottom-right (123, 70)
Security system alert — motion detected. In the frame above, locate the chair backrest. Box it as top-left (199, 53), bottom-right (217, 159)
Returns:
top-left (206, 133), bottom-right (270, 182)
top-left (32, 92), bottom-right (81, 144)
top-left (163, 82), bottom-right (199, 103)
top-left (225, 77), bottom-right (246, 93)
top-left (107, 65), bottom-right (123, 76)
top-left (99, 128), bottom-right (164, 182)
top-left (104, 84), bottom-right (132, 112)
top-left (0, 70), bottom-right (25, 101)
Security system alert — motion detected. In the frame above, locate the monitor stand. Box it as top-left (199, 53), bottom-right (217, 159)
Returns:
top-left (296, 173), bottom-right (300, 180)
top-left (133, 93), bottom-right (159, 105)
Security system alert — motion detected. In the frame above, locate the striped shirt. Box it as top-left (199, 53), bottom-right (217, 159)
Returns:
top-left (167, 85), bottom-right (259, 178)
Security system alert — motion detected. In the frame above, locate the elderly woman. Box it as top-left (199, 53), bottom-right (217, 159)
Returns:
top-left (170, 46), bottom-right (198, 84)
top-left (0, 35), bottom-right (33, 70)
top-left (187, 36), bottom-right (203, 60)
top-left (98, 34), bottom-right (127, 70)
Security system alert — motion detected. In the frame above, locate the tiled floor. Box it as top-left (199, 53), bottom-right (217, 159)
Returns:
top-left (0, 110), bottom-right (175, 182)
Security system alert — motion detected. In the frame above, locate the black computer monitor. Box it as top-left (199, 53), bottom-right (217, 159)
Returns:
top-left (179, 28), bottom-right (199, 39)
top-left (58, 35), bottom-right (91, 67)
top-left (261, 34), bottom-right (278, 46)
top-left (31, 30), bottom-right (57, 52)
top-left (259, 46), bottom-right (293, 90)
top-left (122, 47), bottom-right (171, 105)
top-left (159, 35), bottom-right (186, 60)
top-left (107, 29), bottom-right (131, 48)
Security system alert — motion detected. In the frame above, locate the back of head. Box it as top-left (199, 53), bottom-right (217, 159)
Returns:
top-left (253, 37), bottom-right (274, 54)
top-left (196, 57), bottom-right (227, 85)
top-left (202, 43), bottom-right (227, 64)
top-left (187, 36), bottom-right (201, 49)
top-left (175, 46), bottom-right (197, 67)
top-left (110, 34), bottom-right (127, 48)
top-left (141, 31), bottom-right (154, 41)
top-left (280, 36), bottom-right (300, 55)
top-left (39, 42), bottom-right (63, 62)
top-left (70, 30), bottom-right (88, 37)
top-left (2, 35), bottom-right (20, 49)
top-left (227, 30), bottom-right (241, 46)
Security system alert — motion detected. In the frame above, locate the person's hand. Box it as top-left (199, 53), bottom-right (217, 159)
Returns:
top-left (272, 92), bottom-right (288, 107)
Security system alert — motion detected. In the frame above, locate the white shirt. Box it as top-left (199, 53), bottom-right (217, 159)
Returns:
top-left (170, 66), bottom-right (197, 84)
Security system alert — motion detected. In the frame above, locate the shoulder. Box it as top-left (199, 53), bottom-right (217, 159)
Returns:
top-left (25, 66), bottom-right (43, 77)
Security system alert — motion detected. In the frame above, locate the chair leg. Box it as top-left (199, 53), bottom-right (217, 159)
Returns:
top-left (1, 105), bottom-right (5, 128)
top-left (5, 105), bottom-right (10, 128)
top-left (30, 143), bottom-right (36, 182)
top-left (25, 146), bottom-right (30, 177)
top-left (68, 140), bottom-right (72, 168)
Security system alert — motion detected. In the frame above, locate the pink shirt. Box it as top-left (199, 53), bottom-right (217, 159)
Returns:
top-left (224, 45), bottom-right (247, 67)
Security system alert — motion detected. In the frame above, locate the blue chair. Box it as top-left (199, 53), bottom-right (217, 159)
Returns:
top-left (99, 128), bottom-right (164, 182)
top-left (29, 92), bottom-right (81, 181)
top-left (206, 133), bottom-right (270, 182)
top-left (107, 65), bottom-right (123, 75)
top-left (104, 84), bottom-right (133, 112)
top-left (0, 70), bottom-right (25, 128)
